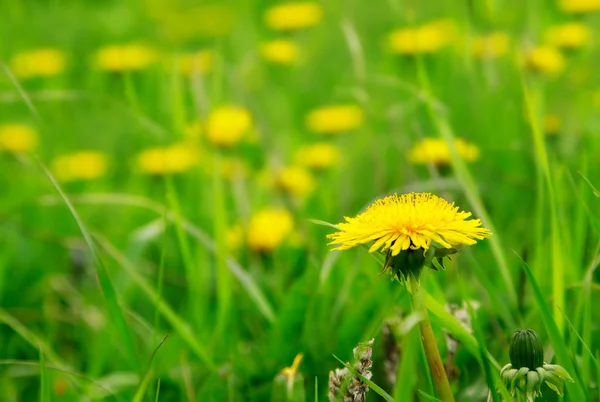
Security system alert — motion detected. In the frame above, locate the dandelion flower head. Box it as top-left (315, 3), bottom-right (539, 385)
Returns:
top-left (259, 39), bottom-right (300, 65)
top-left (51, 151), bottom-right (108, 182)
top-left (306, 105), bottom-right (364, 134)
top-left (10, 48), bottom-right (66, 79)
top-left (276, 165), bottom-right (315, 197)
top-left (264, 2), bottom-right (323, 31)
top-left (206, 106), bottom-right (252, 148)
top-left (0, 123), bottom-right (38, 153)
top-left (388, 19), bottom-right (456, 55)
top-left (247, 208), bottom-right (294, 252)
top-left (544, 23), bottom-right (591, 49)
top-left (408, 138), bottom-right (479, 166)
top-left (136, 144), bottom-right (199, 175)
top-left (525, 46), bottom-right (565, 75)
top-left (328, 193), bottom-right (491, 255)
top-left (95, 44), bottom-right (158, 72)
top-left (294, 142), bottom-right (340, 170)
top-left (558, 0), bottom-right (600, 13)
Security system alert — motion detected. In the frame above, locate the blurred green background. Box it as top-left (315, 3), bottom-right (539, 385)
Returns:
top-left (1, 0), bottom-right (600, 400)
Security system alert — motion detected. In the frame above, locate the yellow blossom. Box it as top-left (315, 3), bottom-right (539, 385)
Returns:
top-left (306, 105), bottom-right (364, 134)
top-left (558, 0), bottom-right (600, 13)
top-left (95, 44), bottom-right (158, 72)
top-left (388, 19), bottom-right (456, 55)
top-left (328, 192), bottom-right (491, 255)
top-left (206, 106), bottom-right (252, 148)
top-left (282, 353), bottom-right (304, 378)
top-left (264, 2), bottom-right (323, 31)
top-left (471, 32), bottom-right (510, 59)
top-left (0, 123), bottom-right (38, 152)
top-left (51, 151), bottom-right (108, 182)
top-left (408, 138), bottom-right (479, 165)
top-left (10, 48), bottom-right (66, 79)
top-left (177, 50), bottom-right (213, 76)
top-left (136, 144), bottom-right (199, 174)
top-left (259, 39), bottom-right (300, 65)
top-left (294, 142), bottom-right (341, 169)
top-left (277, 166), bottom-right (315, 197)
top-left (525, 46), bottom-right (565, 75)
top-left (544, 23), bottom-right (591, 49)
top-left (247, 208), bottom-right (294, 252)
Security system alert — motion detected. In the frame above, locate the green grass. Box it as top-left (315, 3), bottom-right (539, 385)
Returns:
top-left (1, 0), bottom-right (600, 401)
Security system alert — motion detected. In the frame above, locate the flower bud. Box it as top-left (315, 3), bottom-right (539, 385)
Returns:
top-left (509, 329), bottom-right (544, 370)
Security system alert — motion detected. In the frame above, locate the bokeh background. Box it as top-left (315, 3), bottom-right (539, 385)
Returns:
top-left (1, 0), bottom-right (600, 400)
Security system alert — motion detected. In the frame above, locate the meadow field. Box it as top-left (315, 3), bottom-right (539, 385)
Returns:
top-left (1, 0), bottom-right (600, 401)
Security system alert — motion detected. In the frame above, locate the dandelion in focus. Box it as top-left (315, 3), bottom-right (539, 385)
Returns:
top-left (51, 151), bottom-right (108, 182)
top-left (264, 2), bottom-right (323, 31)
top-left (177, 50), bottom-right (213, 76)
top-left (206, 106), bottom-right (252, 148)
top-left (276, 165), bottom-right (315, 197)
top-left (408, 138), bottom-right (479, 166)
top-left (10, 48), bottom-right (66, 79)
top-left (259, 39), bottom-right (300, 65)
top-left (471, 32), bottom-right (510, 59)
top-left (544, 22), bottom-right (591, 49)
top-left (95, 44), bottom-right (158, 72)
top-left (0, 123), bottom-right (38, 153)
top-left (247, 208), bottom-right (294, 252)
top-left (558, 0), bottom-right (600, 13)
top-left (388, 19), bottom-right (457, 55)
top-left (294, 142), bottom-right (340, 170)
top-left (306, 105), bottom-right (364, 134)
top-left (525, 46), bottom-right (565, 75)
top-left (136, 144), bottom-right (199, 174)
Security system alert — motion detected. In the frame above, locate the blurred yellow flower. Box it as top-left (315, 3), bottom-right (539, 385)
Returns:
top-left (558, 0), bottom-right (600, 13)
top-left (282, 353), bottom-right (304, 378)
top-left (525, 46), bottom-right (565, 75)
top-left (177, 50), bottom-right (213, 76)
top-left (264, 2), bottom-right (323, 31)
top-left (277, 166), bottom-right (315, 197)
top-left (206, 106), bottom-right (252, 148)
top-left (259, 39), bottom-right (300, 65)
top-left (471, 32), bottom-right (510, 59)
top-left (10, 48), bottom-right (66, 79)
top-left (408, 138), bottom-right (479, 165)
top-left (0, 123), bottom-right (38, 152)
top-left (136, 144), bottom-right (199, 174)
top-left (306, 105), bottom-right (364, 134)
top-left (156, 5), bottom-right (234, 41)
top-left (294, 142), bottom-right (340, 169)
top-left (543, 114), bottom-right (561, 134)
top-left (388, 19), bottom-right (456, 55)
top-left (95, 44), bottom-right (158, 72)
top-left (544, 23), bottom-right (591, 49)
top-left (247, 208), bottom-right (294, 252)
top-left (51, 151), bottom-right (108, 182)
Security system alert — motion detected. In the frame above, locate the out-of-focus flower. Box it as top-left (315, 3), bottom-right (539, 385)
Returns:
top-left (10, 48), bottom-right (66, 79)
top-left (247, 208), bottom-right (294, 252)
top-left (558, 0), bottom-right (600, 13)
top-left (156, 5), bottom-right (234, 41)
top-left (544, 23), bottom-right (591, 49)
top-left (259, 39), bottom-right (300, 65)
top-left (388, 19), bottom-right (457, 55)
top-left (206, 106), bottom-right (252, 148)
top-left (51, 151), bottom-right (108, 182)
top-left (276, 166), bottom-right (315, 197)
top-left (0, 123), bottom-right (38, 152)
top-left (264, 2), bottom-right (323, 31)
top-left (177, 50), bottom-right (213, 76)
top-left (136, 144), bottom-right (199, 174)
top-left (294, 142), bottom-right (340, 170)
top-left (226, 224), bottom-right (244, 252)
top-left (95, 44), bottom-right (159, 72)
top-left (408, 138), bottom-right (479, 166)
top-left (525, 46), bottom-right (565, 75)
top-left (306, 105), bottom-right (364, 134)
top-left (471, 32), bottom-right (510, 59)
top-left (544, 114), bottom-right (561, 134)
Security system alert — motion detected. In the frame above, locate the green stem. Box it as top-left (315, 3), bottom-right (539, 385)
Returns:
top-left (410, 275), bottom-right (455, 402)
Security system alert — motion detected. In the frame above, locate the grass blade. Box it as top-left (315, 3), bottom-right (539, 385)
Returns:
top-left (39, 347), bottom-right (50, 402)
top-left (133, 335), bottom-right (169, 402)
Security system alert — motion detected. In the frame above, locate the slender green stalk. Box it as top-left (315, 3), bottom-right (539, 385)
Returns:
top-left (410, 275), bottom-right (454, 402)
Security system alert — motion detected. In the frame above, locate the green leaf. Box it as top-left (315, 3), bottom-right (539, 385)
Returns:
top-left (39, 347), bottom-right (50, 402)
top-left (417, 389), bottom-right (444, 401)
top-left (132, 335), bottom-right (169, 402)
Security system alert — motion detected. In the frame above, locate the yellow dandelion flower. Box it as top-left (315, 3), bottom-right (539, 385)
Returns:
top-left (247, 209), bottom-right (294, 252)
top-left (543, 114), bottom-right (561, 134)
top-left (259, 39), bottom-right (300, 65)
top-left (408, 138), bottom-right (479, 166)
top-left (306, 105), bottom-right (364, 134)
top-left (471, 32), bottom-right (510, 59)
top-left (525, 46), bottom-right (565, 75)
top-left (388, 19), bottom-right (456, 55)
top-left (328, 192), bottom-right (491, 255)
top-left (206, 106), bottom-right (252, 148)
top-left (51, 151), bottom-right (108, 182)
top-left (264, 2), bottom-right (323, 31)
top-left (136, 144), bottom-right (199, 174)
top-left (0, 123), bottom-right (38, 152)
top-left (544, 23), bottom-right (591, 49)
top-left (177, 50), bottom-right (213, 76)
top-left (95, 44), bottom-right (158, 72)
top-left (558, 0), bottom-right (600, 13)
top-left (10, 48), bottom-right (66, 79)
top-left (277, 166), bottom-right (315, 197)
top-left (294, 142), bottom-right (341, 170)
